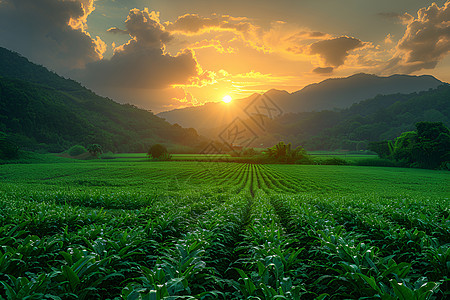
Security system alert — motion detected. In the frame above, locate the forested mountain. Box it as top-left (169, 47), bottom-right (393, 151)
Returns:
top-left (264, 85), bottom-right (450, 150)
top-left (0, 47), bottom-right (205, 153)
top-left (158, 73), bottom-right (443, 131)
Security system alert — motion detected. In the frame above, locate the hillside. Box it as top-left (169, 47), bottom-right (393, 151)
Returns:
top-left (265, 85), bottom-right (450, 150)
top-left (158, 73), bottom-right (443, 131)
top-left (0, 47), bottom-right (206, 153)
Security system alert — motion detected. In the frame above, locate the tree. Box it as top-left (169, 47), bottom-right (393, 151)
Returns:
top-left (148, 144), bottom-right (170, 160)
top-left (0, 136), bottom-right (19, 159)
top-left (371, 122), bottom-right (450, 169)
top-left (412, 122), bottom-right (450, 168)
top-left (368, 141), bottom-right (391, 158)
top-left (87, 144), bottom-right (103, 158)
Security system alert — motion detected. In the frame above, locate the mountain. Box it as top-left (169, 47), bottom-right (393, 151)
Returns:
top-left (283, 73), bottom-right (442, 112)
top-left (263, 85), bottom-right (450, 150)
top-left (0, 47), bottom-right (206, 153)
top-left (157, 73), bottom-right (444, 134)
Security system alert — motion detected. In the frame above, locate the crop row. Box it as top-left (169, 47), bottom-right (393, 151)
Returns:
top-left (0, 162), bottom-right (448, 299)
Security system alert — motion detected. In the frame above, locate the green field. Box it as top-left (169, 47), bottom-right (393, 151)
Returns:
top-left (0, 159), bottom-right (449, 299)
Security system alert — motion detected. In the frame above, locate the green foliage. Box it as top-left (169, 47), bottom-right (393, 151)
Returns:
top-left (265, 85), bottom-right (450, 150)
top-left (87, 144), bottom-right (103, 158)
top-left (413, 121), bottom-right (450, 168)
top-left (266, 142), bottom-right (310, 163)
top-left (371, 122), bottom-right (450, 169)
top-left (353, 158), bottom-right (401, 167)
top-left (368, 141), bottom-right (391, 159)
top-left (0, 47), bottom-right (206, 153)
top-left (148, 144), bottom-right (171, 160)
top-left (67, 145), bottom-right (87, 157)
top-left (316, 157), bottom-right (348, 165)
top-left (0, 136), bottom-right (19, 159)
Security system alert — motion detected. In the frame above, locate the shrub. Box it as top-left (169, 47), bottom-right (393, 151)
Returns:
top-left (295, 156), bottom-right (315, 165)
top-left (148, 144), bottom-right (171, 160)
top-left (87, 144), bottom-right (103, 158)
top-left (67, 145), bottom-right (87, 156)
top-left (353, 158), bottom-right (404, 167)
top-left (266, 142), bottom-right (310, 164)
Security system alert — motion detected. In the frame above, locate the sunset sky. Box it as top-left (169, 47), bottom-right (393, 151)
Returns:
top-left (0, 0), bottom-right (449, 112)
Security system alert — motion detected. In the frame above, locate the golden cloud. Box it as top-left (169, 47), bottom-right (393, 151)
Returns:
top-left (384, 1), bottom-right (450, 73)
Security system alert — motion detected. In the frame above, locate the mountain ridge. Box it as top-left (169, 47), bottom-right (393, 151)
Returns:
top-left (158, 73), bottom-right (444, 132)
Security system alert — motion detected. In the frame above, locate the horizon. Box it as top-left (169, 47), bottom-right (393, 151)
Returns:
top-left (0, 0), bottom-right (449, 112)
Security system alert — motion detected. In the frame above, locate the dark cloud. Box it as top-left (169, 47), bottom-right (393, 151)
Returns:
top-left (81, 48), bottom-right (199, 89)
top-left (312, 67), bottom-right (334, 74)
top-left (0, 0), bottom-right (104, 73)
top-left (310, 36), bottom-right (363, 67)
top-left (377, 12), bottom-right (413, 24)
top-left (309, 31), bottom-right (326, 38)
top-left (76, 8), bottom-right (209, 90)
top-left (107, 27), bottom-right (128, 34)
top-left (385, 1), bottom-right (450, 73)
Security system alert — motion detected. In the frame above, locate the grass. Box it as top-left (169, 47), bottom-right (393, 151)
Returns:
top-left (0, 157), bottom-right (448, 299)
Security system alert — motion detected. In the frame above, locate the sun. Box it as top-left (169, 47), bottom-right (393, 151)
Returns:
top-left (222, 95), bottom-right (232, 103)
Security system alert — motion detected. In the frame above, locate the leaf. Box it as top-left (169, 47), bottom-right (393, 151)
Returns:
top-left (0, 281), bottom-right (16, 299)
top-left (59, 251), bottom-right (73, 265)
top-left (62, 265), bottom-right (80, 291)
top-left (356, 273), bottom-right (381, 293)
top-left (417, 282), bottom-right (438, 300)
top-left (235, 268), bottom-right (249, 280)
top-left (390, 280), bottom-right (414, 300)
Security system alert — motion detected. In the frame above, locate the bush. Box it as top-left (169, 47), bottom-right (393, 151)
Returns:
top-left (67, 145), bottom-right (87, 156)
top-left (148, 144), bottom-right (171, 160)
top-left (266, 142), bottom-right (310, 164)
top-left (295, 156), bottom-right (315, 165)
top-left (87, 144), bottom-right (103, 158)
top-left (353, 158), bottom-right (404, 167)
top-left (439, 161), bottom-right (450, 171)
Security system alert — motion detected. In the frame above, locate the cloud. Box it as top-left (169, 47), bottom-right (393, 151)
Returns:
top-left (189, 39), bottom-right (236, 53)
top-left (312, 67), bottom-right (334, 74)
top-left (166, 14), bottom-right (221, 33)
top-left (165, 14), bottom-right (256, 36)
top-left (171, 89), bottom-right (200, 107)
top-left (77, 8), bottom-right (213, 90)
top-left (378, 12), bottom-right (413, 25)
top-left (107, 27), bottom-right (128, 35)
top-left (384, 1), bottom-right (450, 74)
top-left (165, 13), bottom-right (268, 52)
top-left (0, 0), bottom-right (104, 73)
top-left (310, 36), bottom-right (363, 67)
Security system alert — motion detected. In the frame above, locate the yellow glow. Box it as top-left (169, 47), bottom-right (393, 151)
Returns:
top-left (222, 95), bottom-right (232, 103)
